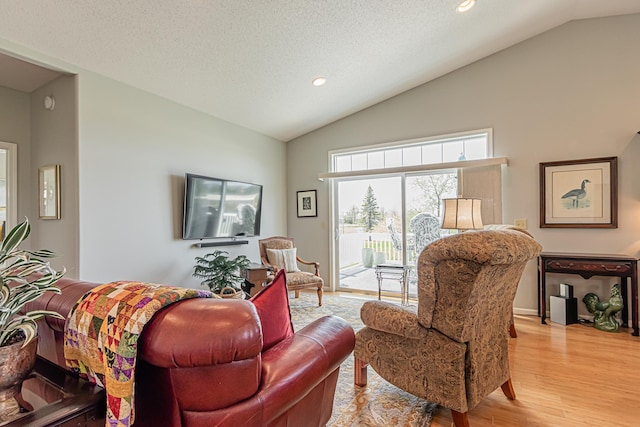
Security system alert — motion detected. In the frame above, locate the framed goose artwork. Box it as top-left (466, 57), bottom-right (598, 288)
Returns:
top-left (540, 157), bottom-right (617, 228)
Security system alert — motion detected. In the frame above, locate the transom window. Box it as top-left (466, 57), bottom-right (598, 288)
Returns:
top-left (332, 130), bottom-right (490, 173)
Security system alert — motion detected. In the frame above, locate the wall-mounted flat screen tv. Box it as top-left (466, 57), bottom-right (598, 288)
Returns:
top-left (183, 173), bottom-right (263, 240)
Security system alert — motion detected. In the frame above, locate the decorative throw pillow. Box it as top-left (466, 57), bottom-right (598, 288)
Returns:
top-left (266, 248), bottom-right (284, 270)
top-left (249, 269), bottom-right (294, 351)
top-left (266, 248), bottom-right (300, 272)
top-left (281, 248), bottom-right (300, 272)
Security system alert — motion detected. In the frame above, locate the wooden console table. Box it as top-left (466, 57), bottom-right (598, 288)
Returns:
top-left (538, 252), bottom-right (639, 336)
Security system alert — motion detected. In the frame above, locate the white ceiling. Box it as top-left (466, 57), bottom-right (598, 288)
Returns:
top-left (1, 1), bottom-right (639, 141)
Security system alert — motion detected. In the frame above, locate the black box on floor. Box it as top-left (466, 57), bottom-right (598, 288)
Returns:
top-left (550, 295), bottom-right (578, 325)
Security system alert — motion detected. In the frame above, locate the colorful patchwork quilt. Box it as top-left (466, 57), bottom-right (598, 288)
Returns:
top-left (64, 281), bottom-right (213, 427)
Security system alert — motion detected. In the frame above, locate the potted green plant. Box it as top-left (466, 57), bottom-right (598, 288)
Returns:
top-left (193, 250), bottom-right (251, 298)
top-left (0, 218), bottom-right (65, 417)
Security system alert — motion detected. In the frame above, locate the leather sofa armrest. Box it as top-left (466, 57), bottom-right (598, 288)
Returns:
top-left (233, 315), bottom-right (355, 424)
top-left (262, 315), bottom-right (354, 382)
top-left (360, 301), bottom-right (428, 340)
top-left (139, 298), bottom-right (263, 367)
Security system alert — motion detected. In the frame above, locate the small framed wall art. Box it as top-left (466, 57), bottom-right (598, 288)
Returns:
top-left (539, 157), bottom-right (617, 228)
top-left (39, 164), bottom-right (61, 220)
top-left (297, 190), bottom-right (317, 217)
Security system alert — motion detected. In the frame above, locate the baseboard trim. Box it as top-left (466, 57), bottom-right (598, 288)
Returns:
top-left (513, 308), bottom-right (538, 316)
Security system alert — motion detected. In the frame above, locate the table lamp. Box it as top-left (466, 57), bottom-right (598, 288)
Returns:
top-left (441, 198), bottom-right (483, 231)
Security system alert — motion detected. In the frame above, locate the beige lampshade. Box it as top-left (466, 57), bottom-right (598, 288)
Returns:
top-left (441, 198), bottom-right (483, 230)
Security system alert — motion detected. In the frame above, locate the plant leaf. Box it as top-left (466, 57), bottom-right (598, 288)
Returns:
top-left (0, 218), bottom-right (65, 348)
top-left (0, 218), bottom-right (30, 255)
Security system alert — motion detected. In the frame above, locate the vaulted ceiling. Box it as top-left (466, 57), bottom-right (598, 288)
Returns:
top-left (1, 1), bottom-right (639, 141)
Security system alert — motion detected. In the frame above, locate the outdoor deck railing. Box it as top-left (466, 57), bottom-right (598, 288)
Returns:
top-left (362, 238), bottom-right (418, 264)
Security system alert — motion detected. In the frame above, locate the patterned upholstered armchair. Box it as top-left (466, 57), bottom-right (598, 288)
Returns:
top-left (258, 236), bottom-right (324, 306)
top-left (354, 230), bottom-right (542, 427)
top-left (483, 223), bottom-right (533, 237)
top-left (483, 223), bottom-right (534, 337)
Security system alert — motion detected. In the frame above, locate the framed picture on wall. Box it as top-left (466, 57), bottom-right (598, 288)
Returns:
top-left (540, 157), bottom-right (617, 228)
top-left (39, 165), bottom-right (61, 220)
top-left (297, 190), bottom-right (317, 217)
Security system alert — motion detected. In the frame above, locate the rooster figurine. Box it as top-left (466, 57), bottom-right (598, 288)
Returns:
top-left (582, 283), bottom-right (624, 332)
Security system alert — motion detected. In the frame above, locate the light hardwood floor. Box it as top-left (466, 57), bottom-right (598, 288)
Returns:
top-left (430, 315), bottom-right (640, 427)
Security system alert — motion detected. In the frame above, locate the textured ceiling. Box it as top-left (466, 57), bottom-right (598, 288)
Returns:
top-left (1, 0), bottom-right (639, 141)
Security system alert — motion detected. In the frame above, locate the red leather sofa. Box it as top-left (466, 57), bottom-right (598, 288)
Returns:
top-left (27, 278), bottom-right (355, 426)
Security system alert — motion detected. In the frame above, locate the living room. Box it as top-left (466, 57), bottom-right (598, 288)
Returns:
top-left (1, 2), bottom-right (640, 426)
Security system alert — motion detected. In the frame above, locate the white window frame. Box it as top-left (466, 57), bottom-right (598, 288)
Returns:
top-left (0, 141), bottom-right (18, 234)
top-left (325, 129), bottom-right (499, 291)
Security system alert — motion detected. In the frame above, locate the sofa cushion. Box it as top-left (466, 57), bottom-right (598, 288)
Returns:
top-left (250, 269), bottom-right (294, 351)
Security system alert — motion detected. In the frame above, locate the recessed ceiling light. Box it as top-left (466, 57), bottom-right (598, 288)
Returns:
top-left (456, 0), bottom-right (476, 13)
top-left (312, 77), bottom-right (327, 87)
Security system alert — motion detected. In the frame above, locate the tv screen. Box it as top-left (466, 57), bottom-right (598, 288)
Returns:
top-left (183, 173), bottom-right (263, 240)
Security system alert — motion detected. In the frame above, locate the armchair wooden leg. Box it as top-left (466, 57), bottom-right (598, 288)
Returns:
top-left (501, 378), bottom-right (516, 400)
top-left (509, 323), bottom-right (518, 338)
top-left (451, 410), bottom-right (470, 427)
top-left (509, 312), bottom-right (518, 338)
top-left (354, 356), bottom-right (368, 386)
top-left (295, 290), bottom-right (300, 299)
top-left (317, 286), bottom-right (323, 306)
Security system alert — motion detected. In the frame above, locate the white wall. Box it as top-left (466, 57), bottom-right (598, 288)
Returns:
top-left (77, 72), bottom-right (287, 287)
top-left (288, 14), bottom-right (640, 315)
top-left (1, 78), bottom-right (77, 276)
top-left (30, 76), bottom-right (79, 277)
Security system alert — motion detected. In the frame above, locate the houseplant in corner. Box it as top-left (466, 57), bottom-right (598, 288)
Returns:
top-left (0, 218), bottom-right (65, 419)
top-left (193, 250), bottom-right (250, 298)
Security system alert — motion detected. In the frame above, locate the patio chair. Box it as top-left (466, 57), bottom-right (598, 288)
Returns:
top-left (386, 218), bottom-right (414, 253)
top-left (409, 213), bottom-right (441, 257)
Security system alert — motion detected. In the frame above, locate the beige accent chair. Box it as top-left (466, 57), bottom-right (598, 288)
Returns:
top-left (258, 236), bottom-right (324, 306)
top-left (354, 230), bottom-right (542, 427)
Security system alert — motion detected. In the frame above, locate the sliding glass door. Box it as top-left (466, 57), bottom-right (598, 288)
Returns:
top-left (329, 129), bottom-right (492, 297)
top-left (336, 176), bottom-right (403, 295)
top-left (335, 171), bottom-right (457, 297)
top-left (404, 172), bottom-right (457, 290)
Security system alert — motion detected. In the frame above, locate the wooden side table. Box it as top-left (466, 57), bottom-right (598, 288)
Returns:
top-left (538, 252), bottom-right (639, 336)
top-left (241, 263), bottom-right (268, 297)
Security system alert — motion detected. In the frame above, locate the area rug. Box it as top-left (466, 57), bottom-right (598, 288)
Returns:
top-left (289, 292), bottom-right (437, 427)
